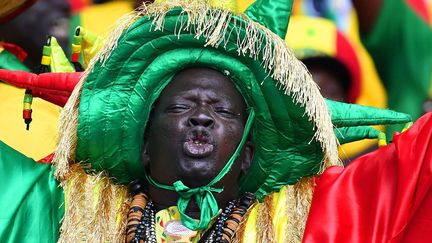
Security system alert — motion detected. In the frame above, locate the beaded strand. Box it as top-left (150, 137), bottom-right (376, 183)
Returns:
top-left (220, 193), bottom-right (255, 243)
top-left (126, 192), bottom-right (150, 243)
top-left (201, 200), bottom-right (236, 243)
top-left (126, 181), bottom-right (255, 243)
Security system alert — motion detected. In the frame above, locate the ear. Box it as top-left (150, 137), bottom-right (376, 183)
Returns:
top-left (141, 141), bottom-right (150, 168)
top-left (241, 141), bottom-right (254, 174)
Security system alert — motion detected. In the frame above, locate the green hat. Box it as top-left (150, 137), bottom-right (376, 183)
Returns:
top-left (53, 0), bottom-right (409, 230)
top-left (61, 0), bottom-right (335, 194)
top-left (54, 0), bottom-right (337, 229)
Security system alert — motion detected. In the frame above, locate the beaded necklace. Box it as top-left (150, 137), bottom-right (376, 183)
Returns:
top-left (126, 184), bottom-right (255, 243)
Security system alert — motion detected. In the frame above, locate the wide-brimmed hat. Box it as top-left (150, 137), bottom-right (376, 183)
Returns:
top-left (55, 0), bottom-right (338, 201)
top-left (52, 0), bottom-right (412, 201)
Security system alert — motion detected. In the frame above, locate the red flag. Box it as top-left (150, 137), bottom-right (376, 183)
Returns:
top-left (304, 113), bottom-right (432, 242)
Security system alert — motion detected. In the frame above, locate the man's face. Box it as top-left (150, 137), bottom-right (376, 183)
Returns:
top-left (303, 57), bottom-right (350, 103)
top-left (309, 65), bottom-right (347, 102)
top-left (145, 67), bottom-right (251, 189)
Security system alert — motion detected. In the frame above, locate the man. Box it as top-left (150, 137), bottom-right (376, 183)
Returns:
top-left (131, 67), bottom-right (255, 241)
top-left (0, 0), bottom-right (431, 242)
top-left (285, 15), bottom-right (388, 161)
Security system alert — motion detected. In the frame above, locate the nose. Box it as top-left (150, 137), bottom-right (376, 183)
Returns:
top-left (188, 108), bottom-right (215, 128)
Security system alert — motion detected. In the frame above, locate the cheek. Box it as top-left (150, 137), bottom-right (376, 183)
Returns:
top-left (147, 116), bottom-right (186, 176)
top-left (217, 122), bottom-right (244, 155)
top-left (215, 122), bottom-right (245, 178)
top-left (147, 116), bottom-right (185, 152)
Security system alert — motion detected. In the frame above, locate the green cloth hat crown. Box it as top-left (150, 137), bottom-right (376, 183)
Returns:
top-left (55, 0), bottom-right (339, 200)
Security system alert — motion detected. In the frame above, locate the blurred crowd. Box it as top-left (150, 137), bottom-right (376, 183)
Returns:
top-left (0, 0), bottom-right (431, 163)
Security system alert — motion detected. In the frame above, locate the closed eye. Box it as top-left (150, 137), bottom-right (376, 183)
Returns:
top-left (214, 107), bottom-right (239, 118)
top-left (166, 104), bottom-right (190, 113)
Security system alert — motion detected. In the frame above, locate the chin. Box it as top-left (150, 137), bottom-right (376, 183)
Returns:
top-left (178, 158), bottom-right (217, 186)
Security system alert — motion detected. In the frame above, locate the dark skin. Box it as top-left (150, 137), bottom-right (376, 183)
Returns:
top-left (142, 67), bottom-right (254, 218)
top-left (308, 65), bottom-right (347, 102)
top-left (352, 0), bottom-right (383, 35)
top-left (303, 58), bottom-right (350, 102)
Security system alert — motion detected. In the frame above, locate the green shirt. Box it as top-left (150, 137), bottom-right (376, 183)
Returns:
top-left (0, 141), bottom-right (64, 242)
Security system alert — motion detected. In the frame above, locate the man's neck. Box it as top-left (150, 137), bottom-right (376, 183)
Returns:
top-left (148, 183), bottom-right (240, 219)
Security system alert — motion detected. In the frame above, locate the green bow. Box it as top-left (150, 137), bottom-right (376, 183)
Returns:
top-left (173, 180), bottom-right (223, 230)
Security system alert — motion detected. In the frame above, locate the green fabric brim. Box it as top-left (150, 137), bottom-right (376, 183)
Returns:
top-left (328, 100), bottom-right (411, 144)
top-left (335, 126), bottom-right (381, 144)
top-left (327, 100), bottom-right (412, 127)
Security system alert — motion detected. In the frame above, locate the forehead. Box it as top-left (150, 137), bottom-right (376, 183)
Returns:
top-left (159, 67), bottom-right (245, 104)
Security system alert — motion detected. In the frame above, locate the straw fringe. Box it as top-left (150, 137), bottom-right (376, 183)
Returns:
top-left (57, 165), bottom-right (87, 242)
top-left (234, 180), bottom-right (314, 242)
top-left (284, 178), bottom-right (314, 242)
top-left (257, 194), bottom-right (276, 243)
top-left (52, 75), bottom-right (85, 180)
top-left (57, 164), bottom-right (130, 242)
top-left (232, 204), bottom-right (253, 243)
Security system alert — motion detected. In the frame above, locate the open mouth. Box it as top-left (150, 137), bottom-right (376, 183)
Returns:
top-left (183, 128), bottom-right (214, 158)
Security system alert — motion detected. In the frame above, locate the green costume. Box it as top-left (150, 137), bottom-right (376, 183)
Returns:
top-left (0, 141), bottom-right (64, 242)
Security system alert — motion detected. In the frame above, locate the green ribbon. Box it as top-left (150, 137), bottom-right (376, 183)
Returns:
top-left (145, 109), bottom-right (255, 230)
top-left (173, 180), bottom-right (223, 230)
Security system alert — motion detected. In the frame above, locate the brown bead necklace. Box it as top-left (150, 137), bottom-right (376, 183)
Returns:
top-left (126, 182), bottom-right (254, 243)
